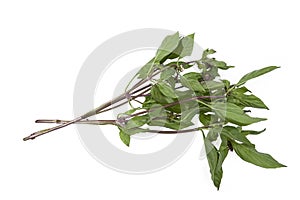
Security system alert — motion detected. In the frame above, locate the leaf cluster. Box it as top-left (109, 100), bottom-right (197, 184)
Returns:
top-left (24, 32), bottom-right (285, 190)
top-left (117, 32), bottom-right (285, 189)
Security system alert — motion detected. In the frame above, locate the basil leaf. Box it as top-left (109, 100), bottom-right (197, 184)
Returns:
top-left (150, 85), bottom-right (173, 104)
top-left (125, 115), bottom-right (149, 129)
top-left (233, 86), bottom-right (250, 94)
top-left (180, 75), bottom-right (205, 92)
top-left (166, 120), bottom-right (194, 130)
top-left (203, 132), bottom-right (229, 190)
top-left (119, 128), bottom-right (130, 147)
top-left (137, 58), bottom-right (156, 79)
top-left (148, 104), bottom-right (167, 119)
top-left (203, 136), bottom-right (219, 186)
top-left (241, 128), bottom-right (266, 135)
top-left (240, 94), bottom-right (269, 109)
top-left (179, 33), bottom-right (195, 58)
top-left (214, 139), bottom-right (229, 190)
top-left (221, 126), bottom-right (253, 146)
top-left (181, 62), bottom-right (193, 69)
top-left (124, 107), bottom-right (140, 115)
top-left (123, 127), bottom-right (149, 135)
top-left (142, 96), bottom-right (157, 109)
top-left (199, 112), bottom-right (213, 126)
top-left (229, 88), bottom-right (269, 109)
top-left (183, 72), bottom-right (202, 80)
top-left (155, 32), bottom-right (180, 63)
top-left (160, 68), bottom-right (176, 80)
top-left (180, 107), bottom-right (199, 123)
top-left (232, 142), bottom-right (286, 168)
top-left (168, 33), bottom-right (195, 59)
top-left (236, 66), bottom-right (280, 86)
top-left (148, 118), bottom-right (193, 130)
top-left (212, 102), bottom-right (267, 126)
top-left (204, 81), bottom-right (225, 90)
top-left (202, 49), bottom-right (216, 59)
top-left (222, 80), bottom-right (230, 90)
top-left (156, 82), bottom-right (177, 98)
top-left (205, 59), bottom-right (233, 70)
top-left (207, 126), bottom-right (221, 142)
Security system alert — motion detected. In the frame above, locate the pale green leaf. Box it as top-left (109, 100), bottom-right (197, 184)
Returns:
top-left (156, 82), bottom-right (177, 98)
top-left (221, 126), bottom-right (253, 146)
top-left (179, 33), bottom-right (195, 58)
top-left (214, 139), bottom-right (229, 190)
top-left (137, 58), bottom-right (156, 79)
top-left (203, 136), bottom-right (219, 185)
top-left (236, 66), bottom-right (280, 86)
top-left (229, 88), bottom-right (269, 109)
top-left (125, 115), bottom-right (149, 129)
top-left (212, 102), bottom-right (267, 126)
top-left (202, 49), bottom-right (216, 59)
top-left (180, 107), bottom-right (199, 123)
top-left (150, 85), bottom-right (173, 104)
top-left (155, 32), bottom-right (180, 62)
top-left (199, 113), bottom-right (213, 126)
top-left (205, 59), bottom-right (233, 70)
top-left (180, 75), bottom-right (205, 92)
top-left (160, 68), bottom-right (176, 80)
top-left (119, 128), bottom-right (130, 147)
top-left (241, 128), bottom-right (266, 135)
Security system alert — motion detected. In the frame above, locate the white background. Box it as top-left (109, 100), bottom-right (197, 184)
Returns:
top-left (1, 0), bottom-right (299, 199)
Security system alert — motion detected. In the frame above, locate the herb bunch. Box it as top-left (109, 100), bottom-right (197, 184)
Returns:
top-left (23, 32), bottom-right (285, 189)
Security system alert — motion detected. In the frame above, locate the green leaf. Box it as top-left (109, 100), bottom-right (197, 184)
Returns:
top-left (236, 66), bottom-right (280, 86)
top-left (180, 75), bottom-right (205, 92)
top-left (204, 81), bottom-right (225, 90)
top-left (232, 142), bottom-right (286, 168)
top-left (203, 133), bottom-right (228, 190)
top-left (142, 96), bottom-right (156, 109)
top-left (205, 59), bottom-right (233, 70)
top-left (222, 80), bottom-right (230, 90)
top-left (156, 82), bottom-right (177, 98)
top-left (180, 107), bottom-right (199, 123)
top-left (233, 86), bottom-right (250, 94)
top-left (203, 135), bottom-right (219, 185)
top-left (181, 62), bottom-right (193, 69)
top-left (207, 126), bottom-right (221, 141)
top-left (214, 139), bottom-right (229, 189)
top-left (119, 128), bottom-right (130, 147)
top-left (166, 76), bottom-right (176, 88)
top-left (148, 104), bottom-right (167, 120)
top-left (241, 128), bottom-right (266, 135)
top-left (160, 68), bottom-right (176, 80)
top-left (125, 115), bottom-right (149, 129)
top-left (211, 102), bottom-right (267, 126)
top-left (240, 94), bottom-right (269, 109)
top-left (148, 118), bottom-right (193, 130)
top-left (202, 49), bottom-right (216, 59)
top-left (167, 33), bottom-right (195, 59)
top-left (155, 32), bottom-right (180, 63)
top-left (124, 107), bottom-right (140, 115)
top-left (121, 127), bottom-right (148, 135)
top-left (137, 58), bottom-right (156, 79)
top-left (221, 126), bottom-right (253, 146)
top-left (150, 85), bottom-right (173, 104)
top-left (167, 120), bottom-right (194, 130)
top-left (179, 33), bottom-right (195, 58)
top-left (199, 113), bottom-right (213, 126)
top-left (229, 88), bottom-right (269, 109)
top-left (183, 72), bottom-right (201, 80)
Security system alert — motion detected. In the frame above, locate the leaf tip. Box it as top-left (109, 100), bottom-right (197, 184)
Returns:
top-left (189, 33), bottom-right (195, 38)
